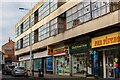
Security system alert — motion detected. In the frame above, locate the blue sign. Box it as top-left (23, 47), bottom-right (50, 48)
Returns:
top-left (46, 57), bottom-right (53, 71)
top-left (93, 51), bottom-right (98, 61)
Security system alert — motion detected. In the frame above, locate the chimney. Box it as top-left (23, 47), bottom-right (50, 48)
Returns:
top-left (9, 37), bottom-right (10, 42)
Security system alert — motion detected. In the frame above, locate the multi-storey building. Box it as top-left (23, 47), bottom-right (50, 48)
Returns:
top-left (15, 0), bottom-right (120, 78)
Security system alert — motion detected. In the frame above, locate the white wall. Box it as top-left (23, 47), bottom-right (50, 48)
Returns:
top-left (19, 50), bottom-right (49, 61)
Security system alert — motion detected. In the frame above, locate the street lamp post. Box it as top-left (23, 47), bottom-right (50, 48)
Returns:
top-left (19, 8), bottom-right (33, 77)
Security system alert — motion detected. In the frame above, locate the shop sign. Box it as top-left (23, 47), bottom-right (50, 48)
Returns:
top-left (53, 46), bottom-right (68, 54)
top-left (48, 46), bottom-right (53, 55)
top-left (114, 58), bottom-right (118, 63)
top-left (69, 42), bottom-right (89, 54)
top-left (71, 44), bottom-right (87, 50)
top-left (92, 32), bottom-right (120, 48)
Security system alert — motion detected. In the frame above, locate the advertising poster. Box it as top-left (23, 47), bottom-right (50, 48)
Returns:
top-left (46, 57), bottom-right (53, 71)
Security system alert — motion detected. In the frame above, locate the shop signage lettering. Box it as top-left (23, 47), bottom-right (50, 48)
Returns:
top-left (92, 32), bottom-right (120, 48)
top-left (54, 47), bottom-right (68, 54)
top-left (71, 44), bottom-right (87, 49)
top-left (69, 42), bottom-right (89, 54)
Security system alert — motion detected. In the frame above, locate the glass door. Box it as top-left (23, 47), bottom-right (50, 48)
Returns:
top-left (106, 55), bottom-right (115, 78)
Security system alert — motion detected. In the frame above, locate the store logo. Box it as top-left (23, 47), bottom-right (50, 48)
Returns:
top-left (92, 32), bottom-right (120, 48)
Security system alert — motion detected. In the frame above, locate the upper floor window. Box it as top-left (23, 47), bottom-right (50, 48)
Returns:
top-left (23, 34), bottom-right (30, 48)
top-left (50, 18), bottom-right (58, 36)
top-left (38, 22), bottom-right (50, 41)
top-left (91, 0), bottom-right (110, 18)
top-left (31, 32), bottom-right (34, 44)
top-left (15, 40), bottom-right (20, 50)
top-left (30, 14), bottom-right (34, 27)
top-left (15, 24), bottom-right (23, 37)
top-left (38, 0), bottom-right (50, 21)
top-left (50, 0), bottom-right (58, 12)
top-left (66, 0), bottom-right (110, 30)
top-left (23, 18), bottom-right (30, 32)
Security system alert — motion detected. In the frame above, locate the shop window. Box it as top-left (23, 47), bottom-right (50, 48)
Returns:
top-left (34, 59), bottom-right (41, 71)
top-left (55, 55), bottom-right (70, 75)
top-left (72, 53), bottom-right (87, 75)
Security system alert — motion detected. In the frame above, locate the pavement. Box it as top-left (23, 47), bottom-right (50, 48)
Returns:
top-left (2, 74), bottom-right (119, 80)
top-left (0, 71), bottom-right (2, 80)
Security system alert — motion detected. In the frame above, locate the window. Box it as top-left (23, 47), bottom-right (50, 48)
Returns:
top-left (91, 0), bottom-right (110, 18)
top-left (15, 24), bottom-right (23, 37)
top-left (84, 13), bottom-right (91, 22)
top-left (83, 0), bottom-right (90, 7)
top-left (38, 1), bottom-right (50, 21)
top-left (23, 34), bottom-right (30, 48)
top-left (34, 59), bottom-right (42, 71)
top-left (30, 14), bottom-right (34, 27)
top-left (38, 22), bottom-right (50, 41)
top-left (15, 40), bottom-right (20, 50)
top-left (78, 16), bottom-right (84, 24)
top-left (50, 0), bottom-right (58, 12)
top-left (23, 18), bottom-right (30, 32)
top-left (77, 2), bottom-right (84, 10)
top-left (78, 9), bottom-right (84, 17)
top-left (66, 22), bottom-right (73, 29)
top-left (50, 18), bottom-right (58, 36)
top-left (31, 32), bottom-right (34, 44)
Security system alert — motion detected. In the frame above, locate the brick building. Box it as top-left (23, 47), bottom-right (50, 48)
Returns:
top-left (2, 38), bottom-right (17, 64)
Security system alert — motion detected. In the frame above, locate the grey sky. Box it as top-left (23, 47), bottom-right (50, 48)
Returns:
top-left (0, 1), bottom-right (38, 49)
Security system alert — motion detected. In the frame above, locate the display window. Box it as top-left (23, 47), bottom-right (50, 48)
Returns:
top-left (55, 55), bottom-right (70, 75)
top-left (72, 52), bottom-right (93, 76)
top-left (72, 53), bottom-right (86, 75)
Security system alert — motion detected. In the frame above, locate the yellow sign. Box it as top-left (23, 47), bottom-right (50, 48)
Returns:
top-left (92, 32), bottom-right (120, 48)
top-left (114, 58), bottom-right (118, 62)
top-left (48, 46), bottom-right (53, 55)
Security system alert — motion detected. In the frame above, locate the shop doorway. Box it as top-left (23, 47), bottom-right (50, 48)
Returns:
top-left (106, 55), bottom-right (115, 78)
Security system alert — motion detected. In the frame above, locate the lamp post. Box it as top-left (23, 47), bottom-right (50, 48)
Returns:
top-left (19, 8), bottom-right (33, 77)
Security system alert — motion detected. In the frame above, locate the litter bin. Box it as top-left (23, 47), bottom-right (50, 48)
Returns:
top-left (38, 69), bottom-right (44, 77)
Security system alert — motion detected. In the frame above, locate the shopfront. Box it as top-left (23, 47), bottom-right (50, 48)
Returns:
top-left (92, 31), bottom-right (120, 78)
top-left (53, 46), bottom-right (70, 75)
top-left (69, 38), bottom-right (93, 77)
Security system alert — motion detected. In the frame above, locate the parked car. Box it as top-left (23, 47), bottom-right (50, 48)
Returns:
top-left (11, 66), bottom-right (28, 77)
top-left (3, 65), bottom-right (15, 75)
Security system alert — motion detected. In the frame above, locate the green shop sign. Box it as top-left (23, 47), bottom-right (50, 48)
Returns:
top-left (69, 42), bottom-right (90, 54)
